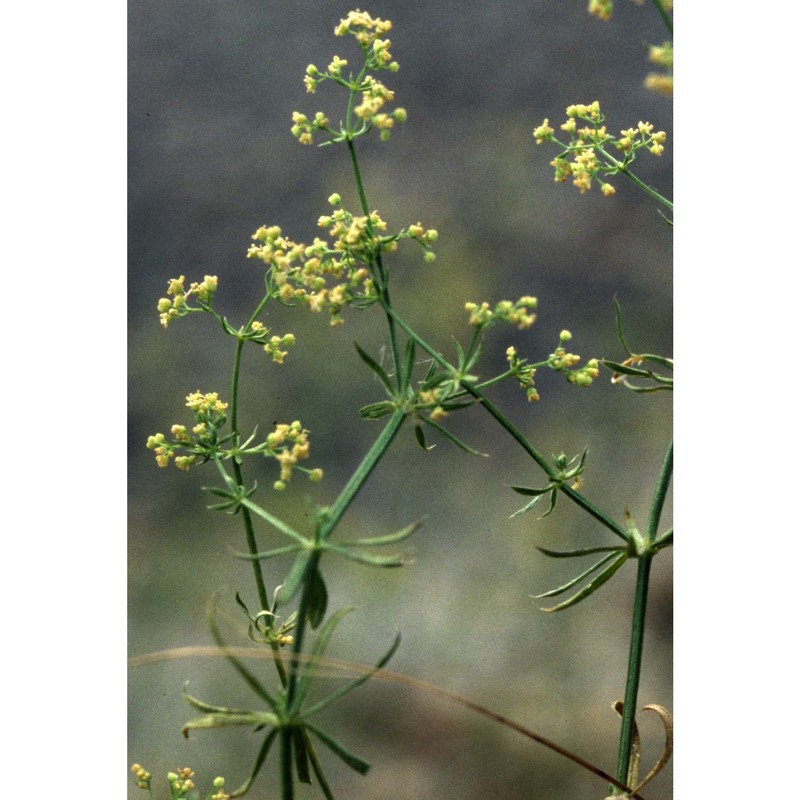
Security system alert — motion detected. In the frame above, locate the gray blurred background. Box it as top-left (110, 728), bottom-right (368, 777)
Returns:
top-left (129, 2), bottom-right (672, 798)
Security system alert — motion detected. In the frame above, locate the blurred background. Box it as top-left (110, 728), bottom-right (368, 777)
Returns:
top-left (129, 2), bottom-right (672, 798)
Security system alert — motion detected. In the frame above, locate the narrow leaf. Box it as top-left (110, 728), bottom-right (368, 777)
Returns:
top-left (339, 519), bottom-right (423, 547)
top-left (400, 338), bottom-right (416, 394)
top-left (539, 552), bottom-right (628, 611)
top-left (413, 423), bottom-right (433, 450)
top-left (305, 723), bottom-right (371, 775)
top-left (182, 710), bottom-right (279, 736)
top-left (533, 551), bottom-right (621, 599)
top-left (293, 608), bottom-right (355, 711)
top-left (207, 596), bottom-right (279, 712)
top-left (230, 729), bottom-right (279, 798)
top-left (306, 566), bottom-right (328, 629)
top-left (324, 543), bottom-right (410, 567)
top-left (303, 633), bottom-right (401, 719)
top-left (535, 544), bottom-right (626, 559)
top-left (293, 727), bottom-right (312, 784)
top-left (279, 552), bottom-right (311, 606)
top-left (183, 689), bottom-right (254, 716)
top-left (239, 497), bottom-right (306, 545)
top-left (422, 417), bottom-right (488, 456)
top-left (232, 543), bottom-right (305, 561)
top-left (354, 342), bottom-right (395, 395)
top-left (359, 401), bottom-right (395, 419)
top-left (613, 296), bottom-right (633, 356)
top-left (511, 485), bottom-right (551, 497)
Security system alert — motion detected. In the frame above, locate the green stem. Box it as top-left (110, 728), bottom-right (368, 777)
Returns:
top-left (614, 554), bottom-right (653, 791)
top-left (319, 408), bottom-right (406, 539)
top-left (596, 145), bottom-right (672, 211)
top-left (230, 338), bottom-right (270, 612)
top-left (346, 136), bottom-right (402, 385)
top-left (613, 440), bottom-right (671, 789)
top-left (380, 302), bottom-right (629, 540)
top-left (648, 0), bottom-right (673, 35)
top-left (280, 727), bottom-right (294, 800)
top-left (285, 409), bottom-right (406, 707)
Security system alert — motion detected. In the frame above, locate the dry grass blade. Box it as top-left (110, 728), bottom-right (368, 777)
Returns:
top-left (129, 646), bottom-right (647, 799)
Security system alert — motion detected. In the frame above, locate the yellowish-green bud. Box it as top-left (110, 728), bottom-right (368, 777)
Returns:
top-left (559, 330), bottom-right (572, 341)
top-left (328, 193), bottom-right (341, 206)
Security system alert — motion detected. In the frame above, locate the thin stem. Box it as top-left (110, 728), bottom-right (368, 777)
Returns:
top-left (614, 554), bottom-right (653, 791)
top-left (596, 145), bottom-right (672, 211)
top-left (649, 0), bottom-right (673, 36)
top-left (346, 136), bottom-right (402, 385)
top-left (320, 408), bottom-right (406, 540)
top-left (230, 338), bottom-right (270, 612)
top-left (612, 440), bottom-right (671, 788)
top-left (280, 727), bottom-right (294, 800)
top-left (380, 301), bottom-right (629, 540)
top-left (285, 409), bottom-right (406, 707)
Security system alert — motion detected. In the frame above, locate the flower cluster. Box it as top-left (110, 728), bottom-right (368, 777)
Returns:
top-left (645, 41), bottom-right (673, 95)
top-left (506, 346), bottom-right (540, 402)
top-left (464, 296), bottom-right (538, 330)
top-left (588, 0), bottom-right (672, 22)
top-left (147, 394), bottom-right (322, 487)
top-left (248, 321), bottom-right (297, 363)
top-left (131, 764), bottom-right (151, 791)
top-left (549, 331), bottom-right (601, 387)
top-left (247, 196), bottom-right (436, 325)
top-left (131, 765), bottom-right (229, 800)
top-left (533, 101), bottom-right (667, 196)
top-left (168, 768), bottom-right (195, 797)
top-left (147, 391), bottom-right (229, 470)
top-left (294, 10), bottom-right (405, 144)
top-left (265, 420), bottom-right (320, 490)
top-left (157, 274), bottom-right (218, 328)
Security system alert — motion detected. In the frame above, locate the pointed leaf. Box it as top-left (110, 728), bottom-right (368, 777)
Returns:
top-left (324, 543), bottom-right (411, 567)
top-left (182, 710), bottom-right (279, 737)
top-left (533, 551), bottom-right (621, 599)
top-left (239, 497), bottom-right (307, 545)
top-left (305, 723), bottom-right (371, 775)
top-left (207, 596), bottom-right (279, 712)
top-left (359, 401), bottom-right (395, 419)
top-left (339, 519), bottom-right (423, 547)
top-left (511, 485), bottom-right (551, 497)
top-left (293, 608), bottom-right (355, 711)
top-left (354, 342), bottom-right (395, 395)
top-left (535, 544), bottom-right (626, 559)
top-left (232, 543), bottom-right (305, 561)
top-left (422, 417), bottom-right (488, 456)
top-left (293, 727), bottom-right (312, 784)
top-left (303, 633), bottom-right (401, 719)
top-left (230, 729), bottom-right (279, 798)
top-left (613, 296), bottom-right (633, 357)
top-left (538, 552), bottom-right (628, 612)
top-left (183, 688), bottom-right (255, 716)
top-left (279, 551), bottom-right (311, 605)
top-left (400, 338), bottom-right (416, 393)
top-left (413, 423), bottom-right (434, 450)
top-left (463, 338), bottom-right (485, 372)
top-left (306, 566), bottom-right (328, 629)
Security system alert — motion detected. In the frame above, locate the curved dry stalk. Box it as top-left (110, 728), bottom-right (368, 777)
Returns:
top-left (607, 700), bottom-right (672, 799)
top-left (130, 646), bottom-right (648, 798)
